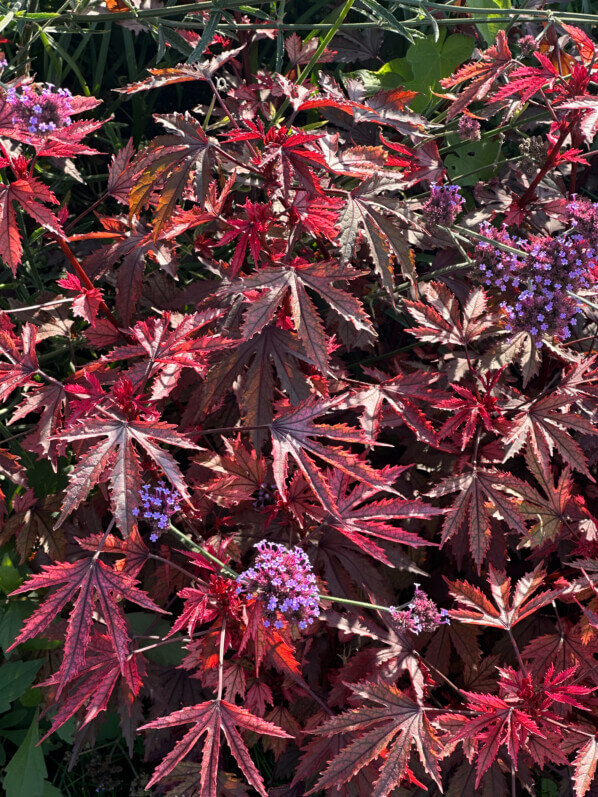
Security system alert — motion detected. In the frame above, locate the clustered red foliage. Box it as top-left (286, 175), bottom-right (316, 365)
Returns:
top-left (2, 19), bottom-right (598, 797)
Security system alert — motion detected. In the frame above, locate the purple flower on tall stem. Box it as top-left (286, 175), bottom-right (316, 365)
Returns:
top-left (236, 541), bottom-right (319, 630)
top-left (133, 482), bottom-right (181, 542)
top-left (390, 585), bottom-right (450, 634)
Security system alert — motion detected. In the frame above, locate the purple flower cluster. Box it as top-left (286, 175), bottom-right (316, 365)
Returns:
top-left (390, 585), bottom-right (450, 634)
top-left (132, 482), bottom-right (181, 542)
top-left (458, 115), bottom-right (481, 142)
top-left (236, 541), bottom-right (319, 630)
top-left (423, 184), bottom-right (465, 227)
top-left (519, 34), bottom-right (538, 56)
top-left (476, 218), bottom-right (596, 345)
top-left (567, 196), bottom-right (598, 248)
top-left (6, 83), bottom-right (73, 134)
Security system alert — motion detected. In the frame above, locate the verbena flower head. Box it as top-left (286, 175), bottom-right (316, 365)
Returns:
top-left (6, 83), bottom-right (73, 134)
top-left (132, 482), bottom-right (181, 542)
top-left (390, 585), bottom-right (450, 634)
top-left (423, 184), bottom-right (464, 227)
top-left (567, 196), bottom-right (598, 249)
top-left (236, 541), bottom-right (319, 630)
top-left (475, 223), bottom-right (595, 345)
top-left (519, 34), bottom-right (538, 56)
top-left (458, 115), bottom-right (481, 142)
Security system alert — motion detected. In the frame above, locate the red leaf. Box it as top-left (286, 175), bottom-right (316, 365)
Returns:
top-left (308, 682), bottom-right (442, 796)
top-left (55, 416), bottom-right (198, 535)
top-left (8, 553), bottom-right (163, 695)
top-left (139, 699), bottom-right (291, 795)
top-left (270, 396), bottom-right (394, 510)
top-left (447, 563), bottom-right (560, 630)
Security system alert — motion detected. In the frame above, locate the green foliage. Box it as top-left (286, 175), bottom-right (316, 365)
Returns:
top-left (3, 712), bottom-right (60, 797)
top-left (466, 0), bottom-right (511, 45)
top-left (355, 31), bottom-right (475, 111)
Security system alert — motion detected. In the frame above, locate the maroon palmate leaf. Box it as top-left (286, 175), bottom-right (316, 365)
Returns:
top-left (224, 257), bottom-right (374, 375)
top-left (197, 437), bottom-right (267, 507)
top-left (446, 563), bottom-right (560, 630)
top-left (54, 416), bottom-right (198, 535)
top-left (436, 370), bottom-right (510, 450)
top-left (307, 682), bottom-right (442, 796)
top-left (522, 619), bottom-right (598, 686)
top-left (0, 172), bottom-right (63, 275)
top-left (8, 554), bottom-right (163, 695)
top-left (336, 174), bottom-right (419, 300)
top-left (440, 691), bottom-right (544, 787)
top-left (313, 468), bottom-right (441, 566)
top-left (270, 395), bottom-right (393, 509)
top-left (129, 112), bottom-right (218, 239)
top-left (72, 214), bottom-right (177, 325)
top-left (184, 325), bottom-right (312, 450)
top-left (0, 490), bottom-right (64, 564)
top-left (502, 388), bottom-right (597, 479)
top-left (0, 323), bottom-right (39, 402)
top-left (346, 366), bottom-right (441, 444)
top-left (405, 282), bottom-right (494, 348)
top-left (326, 612), bottom-right (428, 701)
top-left (429, 467), bottom-right (528, 570)
top-left (38, 632), bottom-right (146, 741)
top-left (224, 122), bottom-right (327, 198)
top-left (499, 449), bottom-right (586, 549)
top-left (75, 527), bottom-right (150, 578)
top-left (104, 309), bottom-right (227, 400)
top-left (139, 699), bottom-right (291, 795)
top-left (217, 199), bottom-right (274, 275)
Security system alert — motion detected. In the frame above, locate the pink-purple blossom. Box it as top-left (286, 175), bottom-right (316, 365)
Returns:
top-left (236, 541), bottom-right (319, 630)
top-left (390, 585), bottom-right (450, 634)
top-left (6, 83), bottom-right (73, 134)
top-left (423, 184), bottom-right (465, 227)
top-left (458, 116), bottom-right (481, 142)
top-left (475, 218), bottom-right (595, 345)
top-left (133, 482), bottom-right (181, 542)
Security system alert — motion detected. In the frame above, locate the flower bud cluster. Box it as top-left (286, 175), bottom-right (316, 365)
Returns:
top-left (236, 540), bottom-right (319, 630)
top-left (475, 216), bottom-right (596, 345)
top-left (132, 482), bottom-right (181, 542)
top-left (6, 83), bottom-right (73, 134)
top-left (389, 585), bottom-right (450, 634)
top-left (423, 184), bottom-right (465, 227)
top-left (458, 116), bottom-right (481, 142)
top-left (519, 34), bottom-right (538, 56)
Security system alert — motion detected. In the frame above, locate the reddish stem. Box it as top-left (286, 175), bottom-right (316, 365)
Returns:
top-left (517, 124), bottom-right (570, 210)
top-left (51, 234), bottom-right (132, 341)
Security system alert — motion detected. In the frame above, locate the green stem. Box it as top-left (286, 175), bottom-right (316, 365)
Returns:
top-left (320, 594), bottom-right (393, 612)
top-left (272, 0), bottom-right (356, 124)
top-left (568, 290), bottom-right (598, 313)
top-left (168, 523), bottom-right (238, 578)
